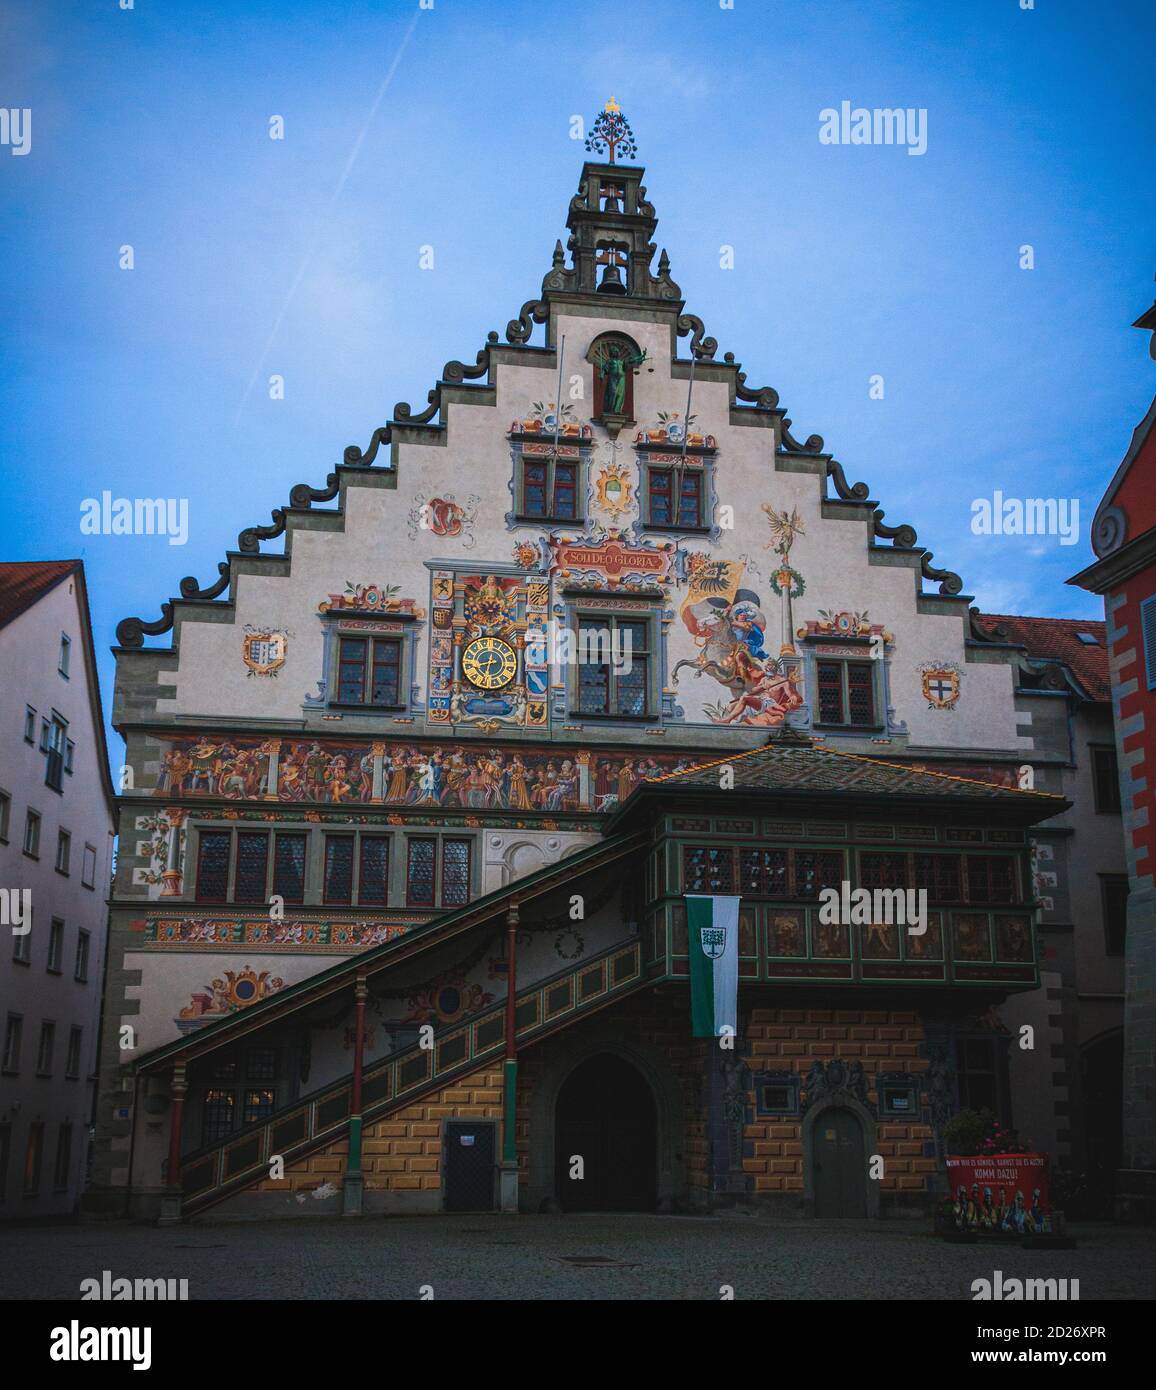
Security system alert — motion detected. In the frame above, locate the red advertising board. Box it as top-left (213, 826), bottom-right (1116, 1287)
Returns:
top-left (944, 1154), bottom-right (1052, 1235)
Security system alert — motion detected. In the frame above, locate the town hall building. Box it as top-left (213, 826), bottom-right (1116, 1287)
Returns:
top-left (87, 108), bottom-right (1102, 1222)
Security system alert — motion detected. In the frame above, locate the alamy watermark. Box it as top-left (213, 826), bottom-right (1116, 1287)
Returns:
top-left (525, 619), bottom-right (633, 674)
top-left (80, 493), bottom-right (189, 546)
top-left (970, 491), bottom-right (1080, 546)
top-left (819, 101), bottom-right (927, 156)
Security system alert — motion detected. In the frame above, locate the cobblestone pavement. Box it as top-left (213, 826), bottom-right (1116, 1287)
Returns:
top-left (2, 1215), bottom-right (1152, 1301)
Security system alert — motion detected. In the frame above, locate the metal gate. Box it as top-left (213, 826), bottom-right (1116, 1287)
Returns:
top-left (444, 1121), bottom-right (496, 1212)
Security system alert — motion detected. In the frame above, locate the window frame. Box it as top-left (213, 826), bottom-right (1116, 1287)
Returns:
top-left (814, 656), bottom-right (880, 730)
top-left (23, 706), bottom-right (36, 744)
top-left (22, 809), bottom-right (41, 859)
top-left (569, 607), bottom-right (657, 722)
top-left (332, 634), bottom-right (405, 710)
top-left (65, 1026), bottom-right (83, 1080)
top-left (1090, 744), bottom-right (1122, 814)
top-left (74, 929), bottom-right (91, 983)
top-left (36, 1020), bottom-right (55, 1077)
top-left (58, 633), bottom-right (71, 679)
top-left (81, 843), bottom-right (97, 890)
top-left (55, 828), bottom-right (71, 875)
top-left (516, 451), bottom-right (582, 524)
top-left (47, 919), bottom-right (64, 974)
top-left (1100, 873), bottom-right (1129, 957)
top-left (1141, 593), bottom-right (1156, 692)
top-left (644, 462), bottom-right (707, 531)
top-left (405, 835), bottom-right (473, 909)
top-left (2, 1014), bottom-right (23, 1074)
top-left (0, 787), bottom-right (10, 843)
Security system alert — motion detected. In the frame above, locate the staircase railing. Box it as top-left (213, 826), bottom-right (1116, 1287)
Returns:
top-left (179, 937), bottom-right (645, 1215)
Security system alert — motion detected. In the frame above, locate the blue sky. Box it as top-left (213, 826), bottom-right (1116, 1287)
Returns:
top-left (2, 0), bottom-right (1154, 760)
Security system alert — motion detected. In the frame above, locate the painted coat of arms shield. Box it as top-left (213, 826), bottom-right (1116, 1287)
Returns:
top-left (701, 926), bottom-right (726, 959)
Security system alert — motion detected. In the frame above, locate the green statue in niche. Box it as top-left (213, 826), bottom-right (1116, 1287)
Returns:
top-left (593, 342), bottom-right (648, 416)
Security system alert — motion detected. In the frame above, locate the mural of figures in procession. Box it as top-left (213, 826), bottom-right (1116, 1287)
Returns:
top-left (158, 736), bottom-right (699, 811)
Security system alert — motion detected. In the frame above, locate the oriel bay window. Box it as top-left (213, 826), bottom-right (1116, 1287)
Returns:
top-left (862, 850), bottom-right (1018, 905)
top-left (816, 659), bottom-right (877, 728)
top-left (575, 615), bottom-right (651, 719)
top-left (336, 635), bottom-right (402, 708)
top-left (406, 836), bottom-right (472, 909)
top-left (686, 845), bottom-right (844, 897)
top-left (519, 454), bottom-right (579, 522)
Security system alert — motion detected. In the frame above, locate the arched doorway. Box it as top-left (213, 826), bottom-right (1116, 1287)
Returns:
top-left (554, 1053), bottom-right (657, 1211)
top-left (810, 1106), bottom-right (867, 1218)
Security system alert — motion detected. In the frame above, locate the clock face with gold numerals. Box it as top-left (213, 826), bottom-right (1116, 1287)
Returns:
top-left (461, 636), bottom-right (517, 690)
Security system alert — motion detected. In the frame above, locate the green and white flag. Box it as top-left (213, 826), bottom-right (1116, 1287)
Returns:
top-left (686, 895), bottom-right (741, 1038)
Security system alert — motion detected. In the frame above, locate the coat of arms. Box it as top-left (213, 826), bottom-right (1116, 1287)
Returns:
top-left (920, 663), bottom-right (961, 710)
top-left (701, 926), bottom-right (726, 959)
top-left (242, 627), bottom-right (288, 677)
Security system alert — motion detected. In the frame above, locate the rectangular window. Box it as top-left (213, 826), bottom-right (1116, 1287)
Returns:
top-left (81, 843), bottom-right (97, 889)
top-left (336, 635), bottom-right (402, 707)
top-left (233, 832), bottom-right (269, 904)
top-left (358, 836), bottom-right (389, 906)
top-left (23, 1123), bottom-right (43, 1196)
top-left (406, 838), bottom-right (437, 908)
top-left (272, 833), bottom-right (307, 904)
top-left (243, 1089), bottom-right (276, 1127)
top-left (816, 660), bottom-right (877, 727)
top-left (45, 716), bottom-right (67, 792)
top-left (55, 829), bottom-right (71, 874)
top-left (2, 1015), bottom-right (22, 1073)
top-left (683, 846), bottom-right (735, 894)
top-left (53, 1123), bottom-right (72, 1191)
top-left (1091, 745), bottom-right (1122, 814)
top-left (575, 614), bottom-right (651, 718)
top-left (59, 634), bottom-right (71, 678)
top-left (65, 740), bottom-right (75, 775)
top-left (66, 1026), bottom-right (83, 1079)
top-left (647, 467), bottom-right (703, 528)
top-left (202, 1090), bottom-right (235, 1144)
top-left (47, 919), bottom-right (64, 973)
top-left (794, 851), bottom-right (845, 898)
top-left (1142, 594), bottom-right (1156, 692)
top-left (915, 853), bottom-right (962, 904)
top-left (966, 855), bottom-right (1016, 904)
top-left (0, 1123), bottom-right (9, 1205)
top-left (37, 1021), bottom-right (55, 1076)
top-left (12, 914), bottom-right (31, 964)
top-left (323, 834), bottom-right (356, 905)
top-left (0, 788), bottom-right (10, 842)
top-left (520, 456), bottom-right (578, 521)
top-left (74, 930), bottom-right (90, 983)
top-left (955, 1038), bottom-right (1002, 1117)
top-left (245, 1048), bottom-right (278, 1082)
top-left (859, 852), bottom-right (908, 891)
top-left (1101, 874), bottom-right (1129, 956)
top-left (23, 809), bottom-right (41, 858)
top-left (195, 831), bottom-right (231, 903)
top-left (442, 838), bottom-right (471, 908)
top-left (24, 706), bottom-right (36, 743)
top-left (739, 847), bottom-right (789, 897)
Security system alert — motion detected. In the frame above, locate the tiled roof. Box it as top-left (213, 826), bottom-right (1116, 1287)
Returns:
top-left (638, 741), bottom-right (1063, 805)
top-left (0, 560), bottom-right (81, 631)
top-left (976, 612), bottom-right (1110, 702)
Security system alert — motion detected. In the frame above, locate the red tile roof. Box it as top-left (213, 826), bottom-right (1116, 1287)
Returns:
top-left (976, 612), bottom-right (1110, 702)
top-left (0, 560), bottom-right (82, 631)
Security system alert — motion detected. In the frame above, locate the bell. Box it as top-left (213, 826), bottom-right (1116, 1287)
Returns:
top-left (597, 260), bottom-right (627, 295)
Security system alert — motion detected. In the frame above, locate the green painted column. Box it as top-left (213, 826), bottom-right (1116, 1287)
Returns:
top-left (502, 1059), bottom-right (518, 1163)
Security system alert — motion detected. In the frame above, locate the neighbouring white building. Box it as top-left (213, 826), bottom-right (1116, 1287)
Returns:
top-left (0, 561), bottom-right (116, 1217)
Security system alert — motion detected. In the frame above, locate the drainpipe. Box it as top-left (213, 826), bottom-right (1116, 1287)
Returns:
top-left (499, 900), bottom-right (520, 1213)
top-left (157, 1057), bottom-right (186, 1226)
top-left (343, 971), bottom-right (368, 1216)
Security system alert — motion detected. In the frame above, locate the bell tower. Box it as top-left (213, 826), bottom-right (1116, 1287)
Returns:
top-left (541, 101), bottom-right (683, 304)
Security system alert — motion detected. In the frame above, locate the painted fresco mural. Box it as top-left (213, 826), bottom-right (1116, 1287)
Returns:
top-left (157, 734), bottom-right (702, 810)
